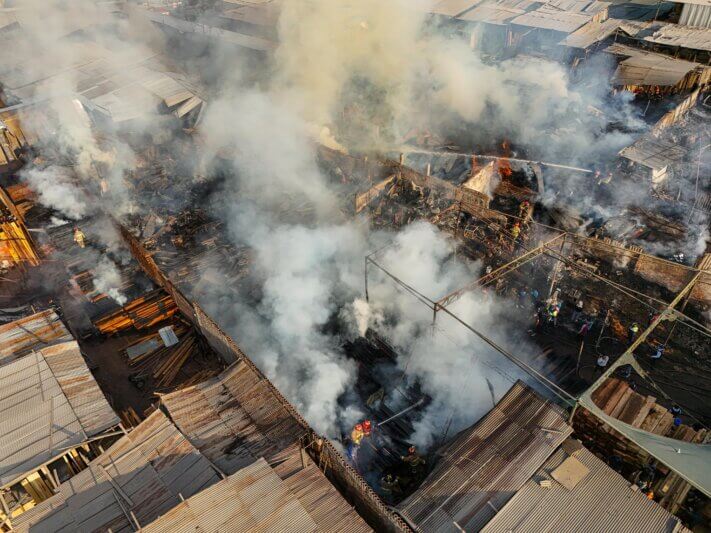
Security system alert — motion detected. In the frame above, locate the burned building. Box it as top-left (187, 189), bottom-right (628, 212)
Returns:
top-left (0, 0), bottom-right (710, 531)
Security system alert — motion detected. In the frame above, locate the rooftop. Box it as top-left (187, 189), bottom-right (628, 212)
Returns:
top-left (0, 340), bottom-right (120, 488)
top-left (11, 410), bottom-right (221, 532)
top-left (480, 439), bottom-right (689, 533)
top-left (0, 309), bottom-right (73, 367)
top-left (160, 362), bottom-right (372, 532)
top-left (397, 381), bottom-right (572, 532)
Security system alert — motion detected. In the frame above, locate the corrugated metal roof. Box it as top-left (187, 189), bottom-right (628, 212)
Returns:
top-left (138, 8), bottom-right (277, 51)
top-left (397, 381), bottom-right (572, 533)
top-left (619, 136), bottom-right (687, 170)
top-left (612, 19), bottom-right (711, 52)
top-left (605, 43), bottom-right (706, 87)
top-left (161, 361), bottom-right (372, 532)
top-left (0, 309), bottom-right (73, 367)
top-left (430, 0), bottom-right (485, 17)
top-left (0, 341), bottom-right (119, 488)
top-left (510, 6), bottom-right (594, 33)
top-left (559, 18), bottom-right (621, 48)
top-left (12, 410), bottom-right (221, 532)
top-left (458, 1), bottom-right (530, 25)
top-left (0, 35), bottom-right (200, 122)
top-left (481, 440), bottom-right (690, 532)
top-left (141, 458), bottom-right (318, 533)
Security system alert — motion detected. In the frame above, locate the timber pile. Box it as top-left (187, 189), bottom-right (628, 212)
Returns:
top-left (575, 377), bottom-right (708, 512)
top-left (94, 289), bottom-right (177, 334)
top-left (125, 321), bottom-right (202, 389)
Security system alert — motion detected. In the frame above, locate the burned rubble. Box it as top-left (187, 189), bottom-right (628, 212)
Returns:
top-left (0, 0), bottom-right (710, 531)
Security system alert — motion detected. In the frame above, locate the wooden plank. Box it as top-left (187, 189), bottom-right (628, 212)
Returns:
top-left (609, 388), bottom-right (633, 419)
top-left (630, 396), bottom-right (656, 428)
top-left (602, 380), bottom-right (629, 415)
top-left (618, 390), bottom-right (646, 425)
top-left (591, 377), bottom-right (619, 406)
top-left (640, 404), bottom-right (666, 433)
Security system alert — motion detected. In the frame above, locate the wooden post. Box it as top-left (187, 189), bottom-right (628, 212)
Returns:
top-left (576, 340), bottom-right (585, 376)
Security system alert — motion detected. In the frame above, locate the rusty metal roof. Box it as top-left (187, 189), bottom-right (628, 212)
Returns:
top-left (0, 309), bottom-right (73, 367)
top-left (141, 457), bottom-right (318, 533)
top-left (481, 440), bottom-right (690, 533)
top-left (0, 341), bottom-right (119, 488)
top-left (161, 361), bottom-right (372, 532)
top-left (161, 360), bottom-right (306, 473)
top-left (397, 381), bottom-right (572, 533)
top-left (12, 410), bottom-right (221, 532)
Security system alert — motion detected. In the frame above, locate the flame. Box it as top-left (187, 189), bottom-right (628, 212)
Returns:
top-left (497, 140), bottom-right (512, 178)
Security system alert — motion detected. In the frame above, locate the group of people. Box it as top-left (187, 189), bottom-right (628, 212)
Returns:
top-left (379, 445), bottom-right (427, 501)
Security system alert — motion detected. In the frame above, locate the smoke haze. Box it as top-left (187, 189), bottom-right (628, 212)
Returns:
top-left (6, 0), bottom-right (704, 447)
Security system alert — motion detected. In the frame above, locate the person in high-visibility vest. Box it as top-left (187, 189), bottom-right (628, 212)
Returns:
top-left (628, 322), bottom-right (640, 342)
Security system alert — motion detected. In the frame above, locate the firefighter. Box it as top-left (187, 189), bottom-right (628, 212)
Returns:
top-left (510, 222), bottom-right (521, 240)
top-left (350, 423), bottom-right (365, 446)
top-left (347, 423), bottom-right (365, 462)
top-left (380, 473), bottom-right (402, 497)
top-left (518, 200), bottom-right (531, 220)
top-left (401, 445), bottom-right (426, 474)
top-left (73, 227), bottom-right (86, 248)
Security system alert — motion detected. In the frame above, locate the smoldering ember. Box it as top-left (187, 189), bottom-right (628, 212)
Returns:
top-left (0, 0), bottom-right (710, 531)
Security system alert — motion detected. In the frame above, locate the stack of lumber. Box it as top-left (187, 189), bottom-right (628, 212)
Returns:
top-left (125, 323), bottom-right (200, 389)
top-left (94, 289), bottom-right (177, 334)
top-left (152, 334), bottom-right (196, 388)
top-left (575, 377), bottom-right (708, 512)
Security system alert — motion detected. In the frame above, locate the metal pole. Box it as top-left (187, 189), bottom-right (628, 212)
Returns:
top-left (377, 398), bottom-right (425, 427)
top-left (552, 235), bottom-right (567, 297)
top-left (595, 309), bottom-right (611, 349)
top-left (576, 340), bottom-right (585, 376)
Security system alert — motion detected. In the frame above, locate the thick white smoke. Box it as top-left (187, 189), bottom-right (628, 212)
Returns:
top-left (92, 256), bottom-right (128, 306)
top-left (10, 0), bottom-right (697, 447)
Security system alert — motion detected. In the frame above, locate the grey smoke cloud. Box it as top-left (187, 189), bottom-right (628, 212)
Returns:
top-left (9, 0), bottom-right (702, 448)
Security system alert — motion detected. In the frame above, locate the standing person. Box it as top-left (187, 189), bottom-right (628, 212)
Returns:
top-left (510, 222), bottom-right (521, 241)
top-left (628, 322), bottom-right (640, 343)
top-left (596, 354), bottom-right (610, 375)
top-left (650, 344), bottom-right (665, 366)
top-left (73, 226), bottom-right (86, 248)
top-left (572, 298), bottom-right (584, 323)
top-left (578, 319), bottom-right (592, 340)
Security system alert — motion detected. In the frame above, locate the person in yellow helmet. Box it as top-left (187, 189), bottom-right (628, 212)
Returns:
top-left (351, 423), bottom-right (365, 446)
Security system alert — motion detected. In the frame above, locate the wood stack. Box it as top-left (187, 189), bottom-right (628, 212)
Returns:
top-left (575, 377), bottom-right (708, 512)
top-left (152, 334), bottom-right (196, 388)
top-left (94, 289), bottom-right (177, 334)
top-left (125, 322), bottom-right (200, 389)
